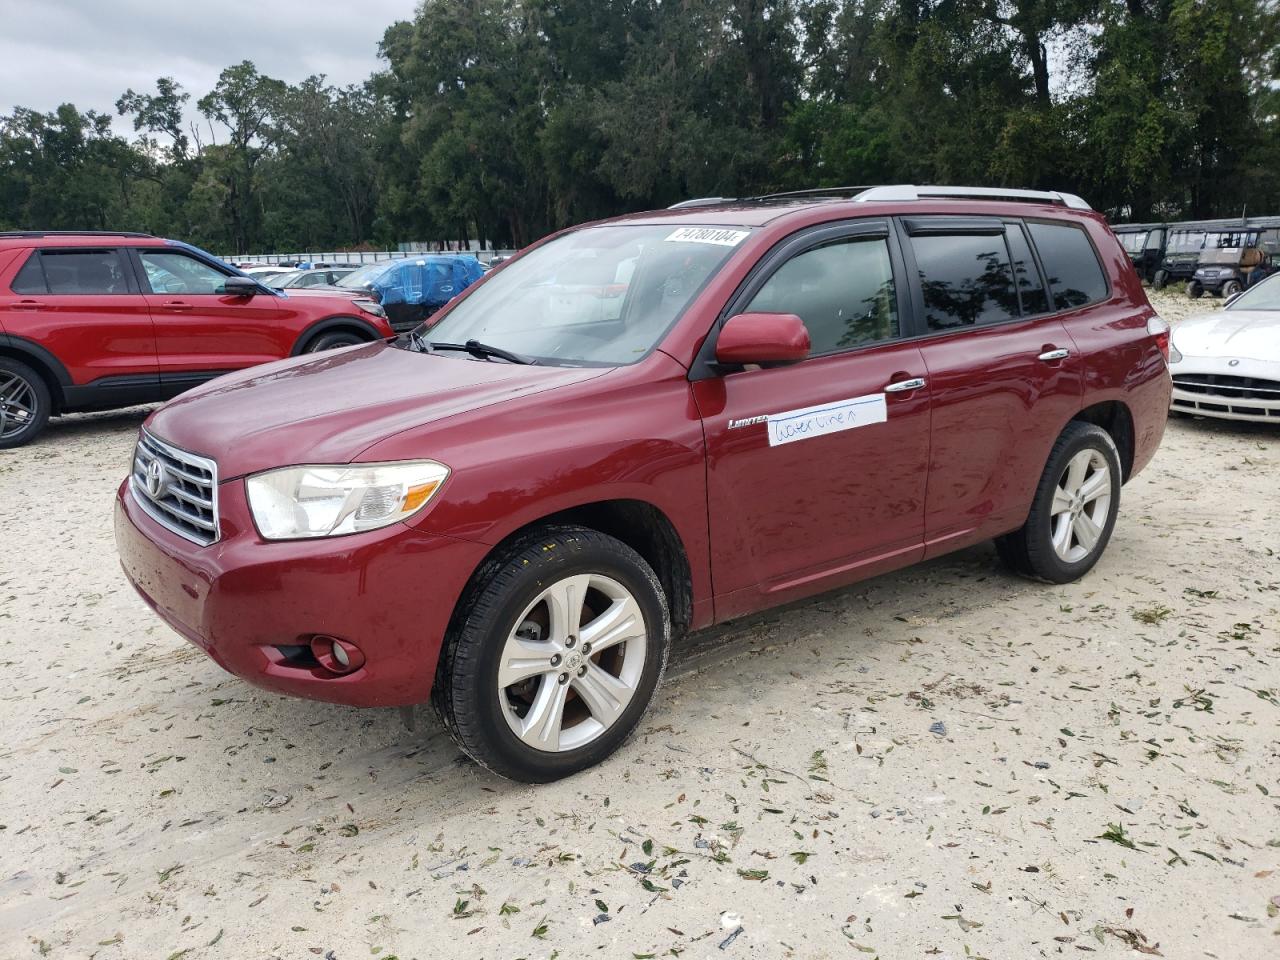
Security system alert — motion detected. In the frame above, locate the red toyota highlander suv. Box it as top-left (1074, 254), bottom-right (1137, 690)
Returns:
top-left (0, 231), bottom-right (395, 447)
top-left (114, 186), bottom-right (1172, 782)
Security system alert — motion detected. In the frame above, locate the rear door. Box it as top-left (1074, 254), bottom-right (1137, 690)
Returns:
top-left (0, 246), bottom-right (157, 387)
top-left (131, 247), bottom-right (288, 383)
top-left (897, 216), bottom-right (1084, 555)
top-left (694, 220), bottom-right (932, 618)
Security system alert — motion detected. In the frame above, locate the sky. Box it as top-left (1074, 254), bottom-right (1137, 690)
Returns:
top-left (0, 0), bottom-right (417, 137)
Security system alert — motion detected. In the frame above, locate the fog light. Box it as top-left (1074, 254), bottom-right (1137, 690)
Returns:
top-left (309, 634), bottom-right (365, 675)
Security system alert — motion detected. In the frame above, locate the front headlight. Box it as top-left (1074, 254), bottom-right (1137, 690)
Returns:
top-left (353, 298), bottom-right (386, 319)
top-left (246, 461), bottom-right (449, 540)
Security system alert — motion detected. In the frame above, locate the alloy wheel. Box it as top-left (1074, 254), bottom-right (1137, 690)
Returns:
top-left (0, 371), bottom-right (37, 441)
top-left (497, 573), bottom-right (648, 752)
top-left (1049, 448), bottom-right (1112, 563)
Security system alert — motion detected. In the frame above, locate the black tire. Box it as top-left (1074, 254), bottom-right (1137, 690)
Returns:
top-left (1222, 279), bottom-right (1242, 298)
top-left (432, 525), bottom-right (670, 782)
top-left (0, 357), bottom-right (52, 449)
top-left (994, 421), bottom-right (1122, 584)
top-left (1186, 280), bottom-right (1203, 299)
top-left (1152, 270), bottom-right (1168, 290)
top-left (304, 329), bottom-right (366, 353)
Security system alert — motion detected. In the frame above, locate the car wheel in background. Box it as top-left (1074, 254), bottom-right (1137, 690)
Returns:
top-left (1221, 279), bottom-right (1242, 298)
top-left (1186, 280), bottom-right (1203, 299)
top-left (0, 357), bottom-right (52, 449)
top-left (433, 525), bottom-right (670, 782)
top-left (995, 421), bottom-right (1122, 584)
top-left (1152, 270), bottom-right (1168, 290)
top-left (305, 330), bottom-right (366, 353)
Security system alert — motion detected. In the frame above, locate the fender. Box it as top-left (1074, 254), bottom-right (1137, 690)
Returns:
top-left (289, 315), bottom-right (386, 356)
top-left (0, 332), bottom-right (73, 395)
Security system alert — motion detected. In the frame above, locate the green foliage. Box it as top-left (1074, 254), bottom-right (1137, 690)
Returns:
top-left (3, 0), bottom-right (1278, 251)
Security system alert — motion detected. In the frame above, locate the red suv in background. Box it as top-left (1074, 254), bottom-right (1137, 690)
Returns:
top-left (114, 186), bottom-right (1172, 782)
top-left (0, 231), bottom-right (394, 447)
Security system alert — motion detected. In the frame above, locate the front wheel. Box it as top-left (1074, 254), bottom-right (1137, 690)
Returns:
top-left (1222, 279), bottom-right (1242, 298)
top-left (433, 526), bottom-right (670, 782)
top-left (305, 330), bottom-right (366, 353)
top-left (0, 357), bottom-right (52, 449)
top-left (995, 422), bottom-right (1122, 583)
top-left (1186, 280), bottom-right (1203, 299)
top-left (1152, 270), bottom-right (1168, 290)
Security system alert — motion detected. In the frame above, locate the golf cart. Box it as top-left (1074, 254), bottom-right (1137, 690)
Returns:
top-left (1152, 224), bottom-right (1208, 290)
top-left (1113, 222), bottom-right (1166, 284)
top-left (1187, 241), bottom-right (1272, 298)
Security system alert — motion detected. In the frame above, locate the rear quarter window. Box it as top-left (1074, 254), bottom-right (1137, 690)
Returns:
top-left (1028, 221), bottom-right (1108, 309)
top-left (10, 251), bottom-right (47, 294)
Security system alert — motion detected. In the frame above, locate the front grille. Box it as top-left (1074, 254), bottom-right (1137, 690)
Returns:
top-left (130, 431), bottom-right (219, 545)
top-left (1172, 374), bottom-right (1280, 401)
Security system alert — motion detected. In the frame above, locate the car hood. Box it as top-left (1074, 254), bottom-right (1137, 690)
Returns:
top-left (146, 342), bottom-right (610, 479)
top-left (1172, 309), bottom-right (1280, 361)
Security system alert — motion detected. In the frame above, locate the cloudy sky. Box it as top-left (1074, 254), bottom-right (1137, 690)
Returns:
top-left (0, 0), bottom-right (416, 136)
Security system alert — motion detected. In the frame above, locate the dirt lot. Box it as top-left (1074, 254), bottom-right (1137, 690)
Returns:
top-left (2, 291), bottom-right (1277, 959)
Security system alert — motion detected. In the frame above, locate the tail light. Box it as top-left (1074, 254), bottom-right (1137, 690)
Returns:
top-left (1147, 315), bottom-right (1170, 361)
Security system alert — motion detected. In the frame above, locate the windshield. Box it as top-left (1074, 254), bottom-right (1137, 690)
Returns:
top-left (1168, 231), bottom-right (1205, 253)
top-left (1118, 231), bottom-right (1147, 253)
top-left (336, 260), bottom-right (397, 290)
top-left (270, 269), bottom-right (307, 287)
top-left (1225, 274), bottom-right (1280, 310)
top-left (421, 224), bottom-right (749, 365)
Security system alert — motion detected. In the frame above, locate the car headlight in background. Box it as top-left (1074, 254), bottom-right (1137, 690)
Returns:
top-left (246, 461), bottom-right (449, 539)
top-left (353, 298), bottom-right (387, 319)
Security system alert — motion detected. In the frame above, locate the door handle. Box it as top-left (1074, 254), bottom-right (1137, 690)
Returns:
top-left (161, 300), bottom-right (193, 311)
top-left (12, 299), bottom-right (43, 311)
top-left (1038, 348), bottom-right (1070, 362)
top-left (885, 377), bottom-right (926, 393)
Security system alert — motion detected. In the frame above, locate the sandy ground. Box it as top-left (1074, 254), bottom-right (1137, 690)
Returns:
top-left (2, 291), bottom-right (1277, 960)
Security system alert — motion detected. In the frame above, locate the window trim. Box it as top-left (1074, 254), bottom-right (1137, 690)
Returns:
top-left (690, 218), bottom-right (908, 379)
top-left (15, 247), bottom-right (139, 296)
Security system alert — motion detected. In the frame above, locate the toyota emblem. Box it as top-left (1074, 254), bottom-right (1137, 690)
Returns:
top-left (145, 459), bottom-right (169, 499)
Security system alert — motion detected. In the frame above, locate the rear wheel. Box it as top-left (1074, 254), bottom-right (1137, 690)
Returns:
top-left (995, 422), bottom-right (1121, 584)
top-left (1222, 279), bottom-right (1242, 298)
top-left (0, 357), bottom-right (52, 449)
top-left (433, 525), bottom-right (670, 782)
top-left (1186, 280), bottom-right (1203, 299)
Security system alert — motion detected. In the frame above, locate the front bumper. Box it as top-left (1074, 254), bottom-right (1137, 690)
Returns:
top-left (115, 477), bottom-right (489, 706)
top-left (1169, 356), bottom-right (1280, 423)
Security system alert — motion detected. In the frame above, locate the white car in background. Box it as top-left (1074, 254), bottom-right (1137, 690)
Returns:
top-left (1170, 274), bottom-right (1280, 423)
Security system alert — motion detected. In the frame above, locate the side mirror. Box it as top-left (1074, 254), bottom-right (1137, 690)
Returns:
top-left (715, 312), bottom-right (810, 366)
top-left (224, 276), bottom-right (260, 297)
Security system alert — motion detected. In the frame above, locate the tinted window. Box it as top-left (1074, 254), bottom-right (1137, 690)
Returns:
top-left (139, 251), bottom-right (230, 295)
top-left (36, 249), bottom-right (129, 294)
top-left (910, 233), bottom-right (1017, 330)
top-left (1006, 224), bottom-right (1048, 314)
top-left (746, 236), bottom-right (898, 353)
top-left (10, 252), bottom-right (46, 294)
top-left (1027, 222), bottom-right (1107, 310)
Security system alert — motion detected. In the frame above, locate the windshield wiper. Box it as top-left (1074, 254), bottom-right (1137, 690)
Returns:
top-left (427, 339), bottom-right (537, 365)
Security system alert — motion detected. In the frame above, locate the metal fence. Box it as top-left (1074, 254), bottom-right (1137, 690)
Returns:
top-left (224, 248), bottom-right (517, 267)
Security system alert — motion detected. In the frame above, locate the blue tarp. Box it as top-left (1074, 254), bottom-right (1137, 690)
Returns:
top-left (373, 256), bottom-right (484, 307)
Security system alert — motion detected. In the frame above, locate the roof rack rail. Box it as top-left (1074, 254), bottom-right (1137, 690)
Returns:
top-left (852, 185), bottom-right (1091, 211)
top-left (667, 197), bottom-right (737, 209)
top-left (0, 229), bottom-right (158, 239)
top-left (742, 185), bottom-right (876, 202)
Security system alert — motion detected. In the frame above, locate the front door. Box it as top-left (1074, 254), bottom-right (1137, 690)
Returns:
top-left (131, 248), bottom-right (286, 382)
top-left (694, 221), bottom-right (932, 620)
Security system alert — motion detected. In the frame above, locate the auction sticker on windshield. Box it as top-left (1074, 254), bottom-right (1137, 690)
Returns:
top-left (767, 394), bottom-right (887, 447)
top-left (664, 227), bottom-right (750, 246)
